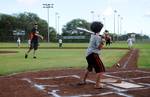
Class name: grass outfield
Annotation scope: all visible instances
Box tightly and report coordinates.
[0,49,127,75]
[0,41,149,75]
[0,42,88,48]
[134,42,150,68]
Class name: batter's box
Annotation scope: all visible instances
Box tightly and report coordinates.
[32,75,114,96]
[22,75,135,97]
[23,75,144,97]
[33,75,80,85]
[22,75,148,97]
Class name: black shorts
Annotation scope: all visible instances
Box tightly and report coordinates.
[86,53,105,73]
[106,40,111,45]
[30,42,38,50]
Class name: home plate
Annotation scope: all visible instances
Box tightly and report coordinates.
[110,81,144,89]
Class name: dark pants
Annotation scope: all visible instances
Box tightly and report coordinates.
[106,39,111,46]
[86,53,105,73]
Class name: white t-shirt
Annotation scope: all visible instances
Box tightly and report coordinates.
[127,38,133,47]
[59,39,62,43]
[86,34,102,56]
[17,39,21,43]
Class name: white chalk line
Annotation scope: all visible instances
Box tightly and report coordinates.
[48,90,61,97]
[34,75,79,80]
[117,92,133,97]
[62,92,114,97]
[104,70,150,81]
[130,76,150,80]
[138,83,150,87]
[122,49,135,69]
[104,74,150,81]
[105,69,150,74]
[104,74,122,79]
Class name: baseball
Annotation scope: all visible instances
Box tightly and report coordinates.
[116,63,120,68]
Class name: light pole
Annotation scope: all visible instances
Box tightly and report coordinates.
[120,17,123,35]
[117,14,120,41]
[90,11,94,22]
[55,12,58,34]
[113,10,117,41]
[43,3,54,43]
[57,15,60,35]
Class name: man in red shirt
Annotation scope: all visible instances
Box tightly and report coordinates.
[25,23,43,59]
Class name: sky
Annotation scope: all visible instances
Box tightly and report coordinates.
[0,0,150,36]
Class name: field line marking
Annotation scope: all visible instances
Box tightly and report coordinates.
[122,49,135,69]
[130,76,150,80]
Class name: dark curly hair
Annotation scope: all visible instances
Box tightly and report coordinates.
[90,21,103,33]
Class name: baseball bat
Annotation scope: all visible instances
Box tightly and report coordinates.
[76,27,94,34]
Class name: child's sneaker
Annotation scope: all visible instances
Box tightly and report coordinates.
[25,54,28,59]
[77,81,86,86]
[33,56,36,59]
[94,84,104,89]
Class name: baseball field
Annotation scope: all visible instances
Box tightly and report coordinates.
[0,41,150,97]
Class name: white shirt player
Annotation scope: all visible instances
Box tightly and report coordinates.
[17,37,21,47]
[127,38,133,48]
[59,39,62,44]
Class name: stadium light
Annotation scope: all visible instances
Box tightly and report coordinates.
[113,10,117,41]
[117,14,120,41]
[120,17,123,35]
[57,15,60,34]
[43,3,54,43]
[90,11,94,22]
[55,12,58,34]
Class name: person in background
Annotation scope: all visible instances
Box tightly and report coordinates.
[28,39,31,47]
[104,30,111,46]
[127,36,133,49]
[17,37,21,48]
[58,38,63,48]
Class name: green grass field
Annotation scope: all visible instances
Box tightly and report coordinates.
[0,48,127,75]
[0,41,149,75]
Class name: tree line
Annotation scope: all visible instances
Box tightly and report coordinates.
[0,12,56,42]
[0,12,149,42]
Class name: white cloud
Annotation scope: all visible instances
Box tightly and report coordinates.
[102,6,113,16]
[16,0,39,6]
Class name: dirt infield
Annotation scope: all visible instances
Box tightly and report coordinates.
[0,51,18,54]
[0,48,150,97]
